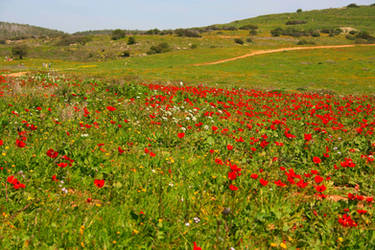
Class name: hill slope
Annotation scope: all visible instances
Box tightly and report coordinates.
[0,22,64,40]
[222,5,375,34]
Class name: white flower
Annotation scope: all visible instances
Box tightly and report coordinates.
[81,134,89,137]
[185,222,190,227]
[193,217,200,223]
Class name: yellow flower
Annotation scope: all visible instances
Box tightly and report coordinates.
[280,242,287,249]
[338,237,344,242]
[270,243,277,247]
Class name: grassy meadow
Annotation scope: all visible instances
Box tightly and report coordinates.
[1,3,375,250]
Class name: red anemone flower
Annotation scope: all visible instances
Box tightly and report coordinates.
[94,179,105,188]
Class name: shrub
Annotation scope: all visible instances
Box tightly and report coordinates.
[127,36,136,45]
[234,38,244,45]
[239,24,258,30]
[190,44,198,49]
[56,35,92,46]
[347,3,359,8]
[222,26,237,31]
[346,34,356,40]
[296,9,302,13]
[119,51,130,57]
[145,29,160,35]
[286,20,307,25]
[246,38,253,43]
[349,30,358,35]
[249,30,258,36]
[147,42,170,54]
[11,45,28,59]
[112,29,126,40]
[0,40,6,45]
[271,27,283,37]
[311,30,320,37]
[174,29,201,38]
[297,39,315,45]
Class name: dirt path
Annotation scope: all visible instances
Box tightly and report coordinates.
[193,44,375,66]
[4,72,28,77]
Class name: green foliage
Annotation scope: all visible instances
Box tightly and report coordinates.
[145,29,160,35]
[249,29,258,36]
[127,36,136,45]
[190,44,198,49]
[119,50,130,57]
[347,3,360,8]
[11,45,28,59]
[286,20,307,25]
[239,24,258,30]
[111,29,126,40]
[297,39,316,45]
[174,29,201,38]
[56,35,92,46]
[234,38,244,45]
[147,42,170,55]
[296,9,303,13]
[246,38,253,43]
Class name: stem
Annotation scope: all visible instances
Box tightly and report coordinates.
[5,182,8,202]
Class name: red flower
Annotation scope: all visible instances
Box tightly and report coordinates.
[193,242,202,250]
[313,157,321,164]
[0,140,3,146]
[106,106,116,111]
[177,132,185,139]
[94,179,105,188]
[315,185,326,192]
[118,146,125,154]
[259,178,268,186]
[52,175,58,182]
[57,162,68,168]
[228,171,237,180]
[229,184,238,191]
[7,175,17,185]
[46,149,58,158]
[357,209,367,214]
[227,144,233,151]
[314,175,324,184]
[16,139,26,148]
[250,173,258,179]
[304,133,312,141]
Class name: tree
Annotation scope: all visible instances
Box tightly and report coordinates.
[12,45,28,59]
[111,29,125,40]
[296,9,302,13]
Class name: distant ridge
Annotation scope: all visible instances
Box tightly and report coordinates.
[0,22,64,40]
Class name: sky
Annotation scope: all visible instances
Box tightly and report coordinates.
[0,0,373,33]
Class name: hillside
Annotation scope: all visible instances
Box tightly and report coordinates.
[0,22,64,40]
[222,4,375,34]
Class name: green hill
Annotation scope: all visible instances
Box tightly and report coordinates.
[222,4,375,34]
[0,22,64,40]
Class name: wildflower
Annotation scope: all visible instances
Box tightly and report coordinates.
[16,139,26,148]
[229,184,238,191]
[313,157,321,164]
[46,149,58,158]
[94,179,105,188]
[106,106,116,111]
[177,132,185,139]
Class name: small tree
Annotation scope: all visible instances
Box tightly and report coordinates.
[347,3,359,8]
[112,29,126,40]
[234,38,244,45]
[296,9,302,13]
[127,36,136,45]
[12,45,28,59]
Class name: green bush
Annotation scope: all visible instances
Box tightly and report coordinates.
[127,36,136,45]
[239,24,258,30]
[111,29,126,40]
[347,3,359,8]
[147,42,170,55]
[234,38,244,45]
[249,30,258,36]
[119,51,130,57]
[297,39,315,45]
[174,29,201,38]
[11,45,28,59]
[296,9,302,13]
[346,34,356,40]
[311,30,320,37]
[56,35,92,46]
[286,20,307,25]
[0,40,6,44]
[246,38,253,43]
[190,44,198,49]
[271,27,283,37]
[145,29,160,35]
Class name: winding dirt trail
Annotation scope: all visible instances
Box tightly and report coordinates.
[4,72,28,77]
[193,44,375,66]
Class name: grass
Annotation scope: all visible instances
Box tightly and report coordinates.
[0,73,375,248]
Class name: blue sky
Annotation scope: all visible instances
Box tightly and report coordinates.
[0,0,373,33]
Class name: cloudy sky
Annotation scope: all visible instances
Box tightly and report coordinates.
[0,0,373,33]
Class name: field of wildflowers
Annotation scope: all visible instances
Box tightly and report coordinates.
[0,73,374,248]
